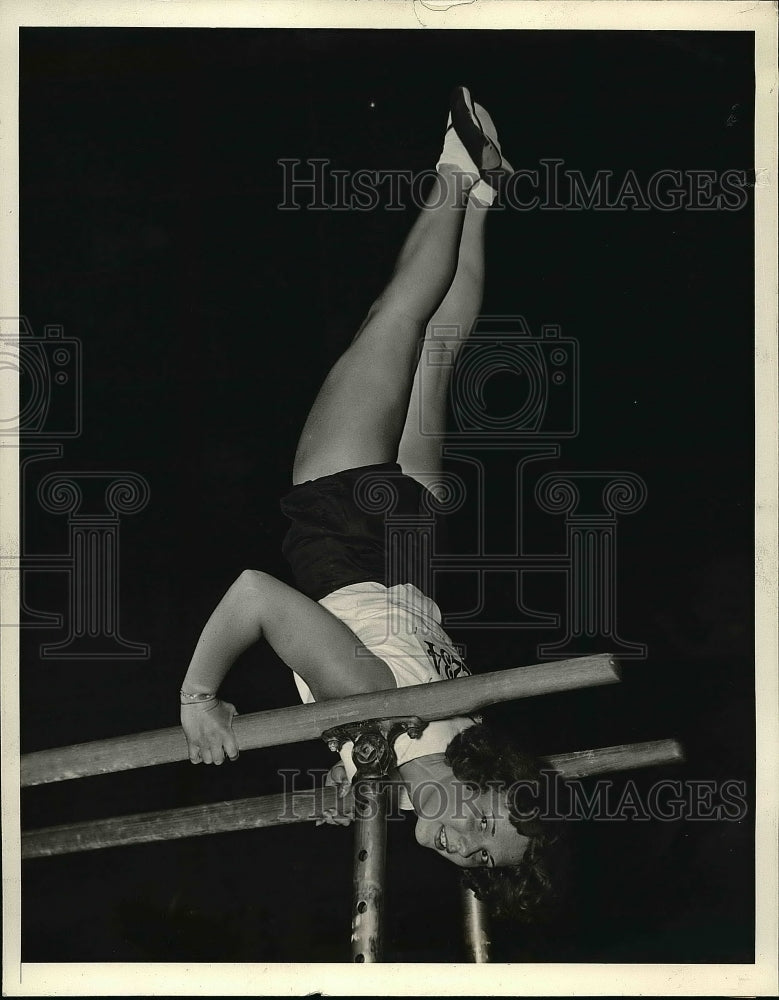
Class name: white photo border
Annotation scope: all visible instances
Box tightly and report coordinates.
[1,1,776,996]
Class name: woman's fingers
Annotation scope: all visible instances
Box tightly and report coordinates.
[326,763,350,798]
[185,732,203,764]
[224,731,240,761]
[326,762,347,784]
[315,805,354,827]
[189,740,239,766]
[183,699,239,765]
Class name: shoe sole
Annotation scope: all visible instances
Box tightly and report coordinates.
[450,86,512,190]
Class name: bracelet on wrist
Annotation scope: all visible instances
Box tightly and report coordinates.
[180,690,218,705]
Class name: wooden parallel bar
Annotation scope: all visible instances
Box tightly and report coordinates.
[21,738,683,860]
[22,786,340,859]
[20,654,620,786]
[547,738,685,778]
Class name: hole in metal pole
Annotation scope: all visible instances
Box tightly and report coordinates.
[355,954,365,963]
[358,849,368,861]
[357,900,367,913]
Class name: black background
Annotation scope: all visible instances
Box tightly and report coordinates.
[19,28,754,962]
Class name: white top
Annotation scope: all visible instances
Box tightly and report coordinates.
[292,581,477,808]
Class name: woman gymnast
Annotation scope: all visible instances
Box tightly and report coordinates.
[180,87,565,920]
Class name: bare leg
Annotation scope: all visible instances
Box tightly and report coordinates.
[292,167,476,485]
[397,197,488,490]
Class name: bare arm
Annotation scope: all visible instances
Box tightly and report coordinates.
[180,570,396,764]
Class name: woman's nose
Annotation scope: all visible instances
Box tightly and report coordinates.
[452,833,472,857]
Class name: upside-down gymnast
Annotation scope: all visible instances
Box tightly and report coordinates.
[180,87,565,920]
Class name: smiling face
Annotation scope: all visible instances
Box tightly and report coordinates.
[413,783,531,870]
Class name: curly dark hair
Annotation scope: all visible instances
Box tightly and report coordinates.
[444,723,570,923]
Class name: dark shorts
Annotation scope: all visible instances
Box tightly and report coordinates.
[280,462,441,601]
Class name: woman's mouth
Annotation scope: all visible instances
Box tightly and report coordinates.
[435,825,449,853]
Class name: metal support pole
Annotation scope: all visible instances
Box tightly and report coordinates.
[461,885,491,962]
[323,717,424,963]
[351,779,388,963]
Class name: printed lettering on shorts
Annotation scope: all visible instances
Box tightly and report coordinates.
[423,639,470,681]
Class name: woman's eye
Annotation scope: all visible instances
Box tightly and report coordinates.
[480,849,490,864]
[480,814,488,830]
